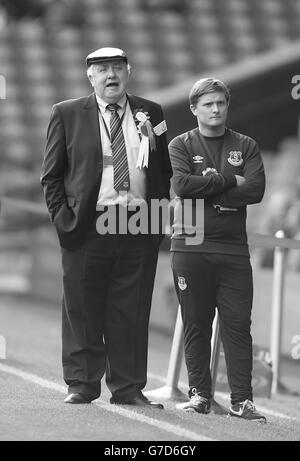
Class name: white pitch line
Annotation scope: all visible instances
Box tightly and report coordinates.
[0,363,214,442]
[95,402,213,441]
[147,372,300,422]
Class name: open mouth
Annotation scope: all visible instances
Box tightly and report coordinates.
[106,82,119,88]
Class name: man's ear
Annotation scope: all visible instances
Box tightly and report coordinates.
[87,74,94,86]
[190,104,197,116]
[86,69,94,86]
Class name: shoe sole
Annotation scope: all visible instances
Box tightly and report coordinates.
[64,398,92,404]
[183,406,210,414]
[228,413,267,422]
[111,400,164,409]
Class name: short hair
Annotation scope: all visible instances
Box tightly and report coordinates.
[87,61,131,79]
[189,78,230,106]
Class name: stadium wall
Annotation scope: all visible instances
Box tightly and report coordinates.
[146,40,300,151]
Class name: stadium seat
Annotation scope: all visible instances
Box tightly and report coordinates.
[1,0,300,250]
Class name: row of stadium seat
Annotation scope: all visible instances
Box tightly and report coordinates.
[1,0,300,257]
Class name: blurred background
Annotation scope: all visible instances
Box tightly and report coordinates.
[0,0,299,392]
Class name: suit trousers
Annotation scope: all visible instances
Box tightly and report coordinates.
[171,251,253,404]
[61,210,159,401]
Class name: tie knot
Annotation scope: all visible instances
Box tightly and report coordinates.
[106,103,120,113]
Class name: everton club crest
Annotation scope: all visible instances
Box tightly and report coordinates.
[227,151,243,166]
[178,276,187,291]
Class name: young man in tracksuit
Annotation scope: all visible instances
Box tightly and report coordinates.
[169,78,266,421]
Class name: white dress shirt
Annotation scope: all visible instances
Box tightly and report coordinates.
[96,94,147,207]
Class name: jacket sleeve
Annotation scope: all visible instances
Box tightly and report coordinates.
[169,136,236,198]
[216,140,265,208]
[40,105,67,222]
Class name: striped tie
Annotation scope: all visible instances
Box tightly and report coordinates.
[107,103,130,192]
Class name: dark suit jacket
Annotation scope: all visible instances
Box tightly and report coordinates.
[41,93,172,249]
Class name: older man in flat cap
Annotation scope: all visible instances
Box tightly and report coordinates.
[41,47,172,407]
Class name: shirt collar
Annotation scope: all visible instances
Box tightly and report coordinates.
[96,94,127,114]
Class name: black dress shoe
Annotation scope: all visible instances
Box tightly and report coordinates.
[64,393,93,404]
[110,392,164,409]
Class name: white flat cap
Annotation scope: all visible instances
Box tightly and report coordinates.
[86,47,128,67]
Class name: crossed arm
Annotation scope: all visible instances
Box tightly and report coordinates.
[169,137,237,198]
[169,136,265,208]
[215,142,265,208]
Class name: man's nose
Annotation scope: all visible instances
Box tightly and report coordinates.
[212,103,219,112]
[107,66,116,77]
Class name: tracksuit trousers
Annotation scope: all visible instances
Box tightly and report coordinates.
[171,251,254,404]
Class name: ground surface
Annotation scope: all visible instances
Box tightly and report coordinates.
[0,293,299,442]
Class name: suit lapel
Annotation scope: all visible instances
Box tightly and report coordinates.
[83,93,102,160]
[127,94,143,111]
[127,94,146,132]
[127,94,155,186]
